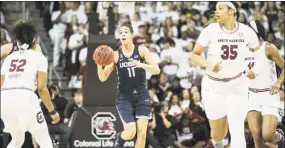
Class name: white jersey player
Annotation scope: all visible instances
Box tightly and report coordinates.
[0,22,60,148]
[246,20,284,148]
[190,2,260,148]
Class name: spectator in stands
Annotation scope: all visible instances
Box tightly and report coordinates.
[64,90,83,126]
[168,94,184,120]
[177,59,202,90]
[181,89,191,110]
[249,3,269,31]
[49,2,67,68]
[190,85,199,95]
[160,2,179,25]
[149,89,159,104]
[133,24,147,45]
[190,92,204,112]
[67,24,88,91]
[163,17,178,37]
[170,77,183,95]
[64,2,87,25]
[183,2,200,22]
[50,84,68,122]
[145,96,163,148]
[154,101,179,147]
[238,12,248,24]
[132,12,144,36]
[147,2,160,27]
[156,27,174,48]
[160,38,180,82]
[186,19,200,41]
[39,87,71,148]
[179,108,209,148]
[262,2,279,32]
[76,34,88,92]
[83,2,93,16]
[156,72,171,101]
[272,9,284,33]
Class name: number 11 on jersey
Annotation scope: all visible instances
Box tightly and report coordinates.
[127,67,135,77]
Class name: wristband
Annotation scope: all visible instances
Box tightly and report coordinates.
[49,109,57,115]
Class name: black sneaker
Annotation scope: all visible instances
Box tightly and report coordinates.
[114,132,125,148]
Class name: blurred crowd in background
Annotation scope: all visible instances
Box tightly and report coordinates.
[1,1,284,148]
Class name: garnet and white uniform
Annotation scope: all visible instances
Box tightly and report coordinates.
[246,42,281,120]
[197,22,259,148]
[1,47,53,148]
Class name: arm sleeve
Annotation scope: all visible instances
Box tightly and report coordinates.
[37,54,48,73]
[196,25,211,47]
[248,27,260,49]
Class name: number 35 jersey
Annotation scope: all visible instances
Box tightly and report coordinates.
[1,48,48,91]
[115,45,146,93]
[196,22,259,78]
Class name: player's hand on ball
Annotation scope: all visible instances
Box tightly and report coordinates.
[247,70,256,79]
[51,112,60,124]
[212,61,222,73]
[129,58,144,68]
[270,81,281,95]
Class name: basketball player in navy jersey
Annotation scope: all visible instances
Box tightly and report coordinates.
[96,21,160,148]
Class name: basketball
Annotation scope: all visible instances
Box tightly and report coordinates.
[93,45,114,66]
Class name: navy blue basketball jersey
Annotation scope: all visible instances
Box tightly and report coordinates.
[116,45,147,92]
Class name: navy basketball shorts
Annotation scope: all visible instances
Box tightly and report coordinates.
[116,88,152,125]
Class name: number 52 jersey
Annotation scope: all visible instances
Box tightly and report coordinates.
[1,49,48,91]
[196,22,259,78]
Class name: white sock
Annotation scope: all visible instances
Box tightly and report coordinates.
[212,139,224,148]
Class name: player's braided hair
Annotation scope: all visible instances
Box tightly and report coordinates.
[13,20,37,49]
[248,20,266,41]
[120,21,134,33]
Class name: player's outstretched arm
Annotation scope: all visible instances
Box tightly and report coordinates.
[37,72,55,112]
[97,51,118,82]
[37,72,60,124]
[97,62,116,82]
[130,45,160,74]
[266,43,284,94]
[37,54,59,124]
